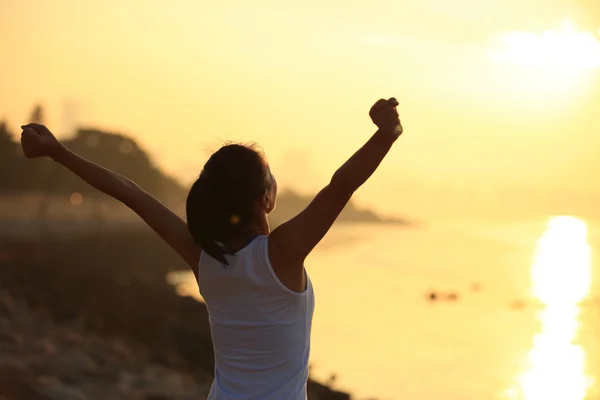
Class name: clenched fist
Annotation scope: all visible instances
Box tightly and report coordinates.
[369,98,403,137]
[20,123,64,159]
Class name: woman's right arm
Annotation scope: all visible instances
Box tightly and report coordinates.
[269,98,404,292]
[21,124,201,278]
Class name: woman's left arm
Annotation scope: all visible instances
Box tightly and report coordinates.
[21,123,201,278]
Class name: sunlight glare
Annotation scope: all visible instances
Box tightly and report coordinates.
[490,19,600,73]
[530,216,591,306]
[518,305,590,400]
[510,216,593,400]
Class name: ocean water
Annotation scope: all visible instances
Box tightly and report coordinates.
[168,216,600,400]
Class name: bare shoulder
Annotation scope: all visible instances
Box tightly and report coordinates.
[267,183,351,293]
[267,232,306,293]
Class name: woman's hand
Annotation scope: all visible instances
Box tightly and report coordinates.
[20,123,65,159]
[369,97,403,137]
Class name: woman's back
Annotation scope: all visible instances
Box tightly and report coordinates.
[198,235,315,400]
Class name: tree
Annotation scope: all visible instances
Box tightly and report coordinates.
[0,120,16,161]
[0,120,12,143]
[0,120,15,172]
[0,121,25,192]
[29,104,45,124]
[26,104,51,221]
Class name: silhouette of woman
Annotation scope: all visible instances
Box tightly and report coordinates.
[20,97,403,399]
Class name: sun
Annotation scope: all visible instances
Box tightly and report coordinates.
[490,19,600,73]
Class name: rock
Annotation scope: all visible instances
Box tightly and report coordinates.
[111,338,135,361]
[510,299,527,310]
[0,330,24,347]
[75,383,141,400]
[0,367,53,400]
[61,331,85,345]
[0,356,28,371]
[140,364,185,388]
[41,350,99,384]
[470,282,482,292]
[0,291,15,314]
[36,375,61,387]
[307,379,351,400]
[32,338,58,356]
[53,351,98,371]
[445,292,460,301]
[117,371,137,391]
[133,364,208,400]
[43,385,89,400]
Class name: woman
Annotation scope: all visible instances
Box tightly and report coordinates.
[20,97,403,399]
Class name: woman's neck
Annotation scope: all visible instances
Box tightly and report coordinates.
[225,217,270,253]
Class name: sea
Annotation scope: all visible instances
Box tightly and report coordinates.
[168,215,600,400]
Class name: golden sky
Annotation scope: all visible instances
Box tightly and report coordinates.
[2,0,600,218]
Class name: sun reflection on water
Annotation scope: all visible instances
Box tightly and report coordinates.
[510,216,594,400]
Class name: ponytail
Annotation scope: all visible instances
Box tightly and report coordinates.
[186,177,230,266]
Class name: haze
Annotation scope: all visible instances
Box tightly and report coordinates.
[2,0,600,220]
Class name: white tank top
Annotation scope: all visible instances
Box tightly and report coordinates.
[198,235,315,400]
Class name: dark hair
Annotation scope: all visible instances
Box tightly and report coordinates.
[186,143,272,266]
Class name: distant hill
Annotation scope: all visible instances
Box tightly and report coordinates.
[0,124,186,205]
[268,189,411,228]
[1,123,411,226]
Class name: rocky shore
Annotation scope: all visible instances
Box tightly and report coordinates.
[0,226,352,400]
[0,289,212,400]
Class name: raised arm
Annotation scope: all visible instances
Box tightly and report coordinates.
[20,124,201,278]
[268,98,402,292]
